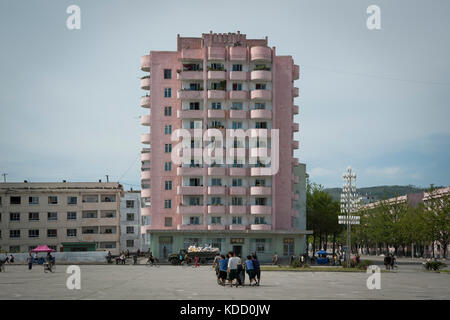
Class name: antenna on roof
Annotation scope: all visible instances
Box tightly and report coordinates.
[1,173,7,182]
[106,175,109,183]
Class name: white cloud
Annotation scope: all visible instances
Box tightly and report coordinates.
[310,167,335,177]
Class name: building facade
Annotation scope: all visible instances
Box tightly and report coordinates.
[119,191,141,252]
[139,32,310,261]
[0,182,123,254]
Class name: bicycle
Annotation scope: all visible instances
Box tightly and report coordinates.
[44,260,55,273]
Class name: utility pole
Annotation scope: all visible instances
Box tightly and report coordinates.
[105,175,109,183]
[1,173,7,182]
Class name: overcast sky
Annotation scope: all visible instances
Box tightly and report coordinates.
[0,0,449,190]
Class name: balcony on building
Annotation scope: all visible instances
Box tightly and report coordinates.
[250,70,272,82]
[207,89,226,100]
[207,70,226,80]
[250,89,272,100]
[177,224,205,230]
[229,186,247,196]
[177,166,204,176]
[293,123,299,132]
[250,186,272,196]
[141,115,151,126]
[141,149,151,162]
[229,206,247,215]
[208,205,225,214]
[207,167,226,176]
[208,186,226,195]
[207,109,225,119]
[228,71,248,81]
[250,46,272,62]
[229,46,247,61]
[293,87,299,97]
[140,76,151,90]
[293,64,300,80]
[292,140,299,149]
[141,133,151,144]
[228,110,248,119]
[177,71,203,81]
[141,55,151,71]
[208,47,226,60]
[250,109,272,119]
[229,224,247,231]
[250,224,272,231]
[250,205,272,215]
[229,167,248,176]
[228,90,248,100]
[177,186,203,195]
[177,109,204,119]
[250,167,272,176]
[208,224,226,231]
[140,95,151,108]
[177,89,205,100]
[181,48,203,61]
[141,170,151,181]
[293,105,299,115]
[177,205,205,215]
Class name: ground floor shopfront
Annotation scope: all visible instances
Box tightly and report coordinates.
[145,230,312,263]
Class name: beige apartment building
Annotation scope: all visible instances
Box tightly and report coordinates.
[0,182,123,255]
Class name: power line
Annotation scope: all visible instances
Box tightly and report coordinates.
[118,152,141,182]
[301,65,450,87]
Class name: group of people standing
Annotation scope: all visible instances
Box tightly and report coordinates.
[213,252,261,287]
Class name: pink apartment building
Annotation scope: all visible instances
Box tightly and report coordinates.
[139,32,310,261]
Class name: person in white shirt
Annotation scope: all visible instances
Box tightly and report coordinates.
[227,252,240,287]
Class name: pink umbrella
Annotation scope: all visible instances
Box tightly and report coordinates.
[31,245,56,253]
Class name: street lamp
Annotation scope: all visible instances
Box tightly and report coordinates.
[340,166,358,266]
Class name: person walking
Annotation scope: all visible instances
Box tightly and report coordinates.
[27,253,33,270]
[194,255,199,267]
[218,255,228,286]
[252,254,261,286]
[227,252,239,287]
[272,252,279,266]
[236,256,244,286]
[245,256,256,286]
[213,253,220,276]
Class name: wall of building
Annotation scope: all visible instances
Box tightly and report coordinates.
[120,191,141,252]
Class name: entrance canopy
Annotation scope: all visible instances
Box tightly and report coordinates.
[31,245,56,253]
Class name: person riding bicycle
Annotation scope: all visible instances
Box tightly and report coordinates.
[147,252,155,265]
[133,253,138,265]
[46,252,54,271]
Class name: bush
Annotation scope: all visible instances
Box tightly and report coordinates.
[290,260,301,268]
[357,260,373,270]
[424,261,446,271]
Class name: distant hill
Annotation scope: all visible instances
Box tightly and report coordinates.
[324,185,431,202]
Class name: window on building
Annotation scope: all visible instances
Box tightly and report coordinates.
[189,102,200,110]
[28,212,39,221]
[82,195,98,203]
[164,69,172,79]
[10,230,20,238]
[232,64,243,71]
[126,226,134,234]
[164,162,172,171]
[255,179,266,187]
[231,197,243,206]
[164,88,172,98]
[164,144,172,153]
[232,216,242,225]
[9,246,20,253]
[232,179,242,187]
[67,229,77,237]
[48,196,58,204]
[10,212,20,221]
[231,102,243,110]
[164,200,172,209]
[82,211,97,219]
[82,227,98,234]
[127,213,135,221]
[164,124,172,135]
[164,217,172,226]
[164,106,172,116]
[28,229,39,238]
[67,212,77,220]
[100,242,116,249]
[47,212,58,221]
[255,216,266,224]
[47,229,57,238]
[283,238,295,256]
[165,181,172,190]
[29,196,39,205]
[101,210,116,218]
[189,197,201,206]
[232,121,242,129]
[211,216,221,224]
[255,83,266,90]
[67,196,77,205]
[211,102,222,110]
[255,122,267,129]
[255,198,267,206]
[10,196,21,205]
[189,216,200,225]
[232,83,242,91]
[254,103,266,110]
[255,239,266,253]
[126,200,135,208]
[126,240,134,247]
[101,195,116,202]
[211,197,222,206]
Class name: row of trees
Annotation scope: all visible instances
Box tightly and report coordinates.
[306,182,450,259]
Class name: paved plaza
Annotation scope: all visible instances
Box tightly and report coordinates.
[0,264,449,300]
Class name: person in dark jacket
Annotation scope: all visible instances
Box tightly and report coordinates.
[252,254,261,286]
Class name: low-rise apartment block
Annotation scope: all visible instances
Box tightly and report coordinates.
[120,191,142,252]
